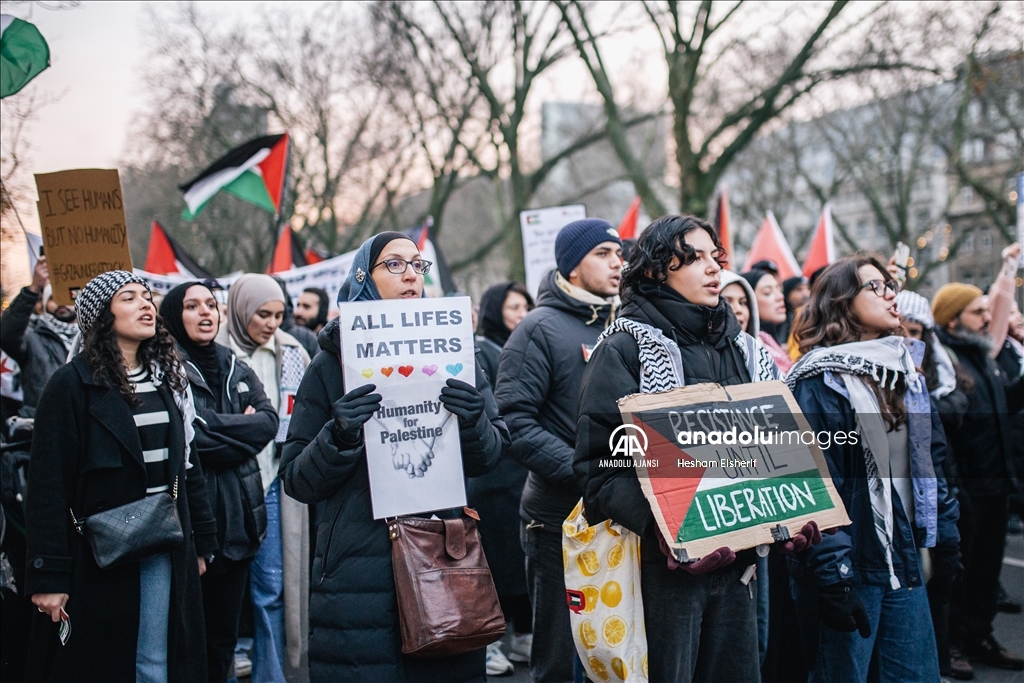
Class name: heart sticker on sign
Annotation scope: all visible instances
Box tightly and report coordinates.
[422,365,438,376]
[381,367,394,377]
[398,365,415,377]
[446,363,464,376]
[361,368,374,378]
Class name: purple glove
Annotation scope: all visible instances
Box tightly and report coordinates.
[778,521,824,554]
[657,530,736,574]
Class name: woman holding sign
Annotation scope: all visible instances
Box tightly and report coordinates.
[23,271,217,682]
[159,281,280,683]
[786,256,960,682]
[280,232,509,683]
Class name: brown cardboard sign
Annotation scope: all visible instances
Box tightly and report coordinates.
[35,169,132,305]
[615,381,850,561]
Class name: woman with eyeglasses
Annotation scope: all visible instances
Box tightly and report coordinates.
[785,256,959,682]
[279,232,509,683]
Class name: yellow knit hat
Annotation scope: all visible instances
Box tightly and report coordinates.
[931,283,984,327]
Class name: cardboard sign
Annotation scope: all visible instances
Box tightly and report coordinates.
[339,296,476,518]
[35,169,132,305]
[616,381,850,561]
[520,204,586,298]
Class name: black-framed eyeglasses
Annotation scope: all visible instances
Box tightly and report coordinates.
[859,279,899,297]
[372,258,432,275]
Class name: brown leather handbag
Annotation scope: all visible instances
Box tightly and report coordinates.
[387,508,506,657]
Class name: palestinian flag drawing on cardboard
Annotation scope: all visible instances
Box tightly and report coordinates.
[615,381,850,561]
[179,133,288,220]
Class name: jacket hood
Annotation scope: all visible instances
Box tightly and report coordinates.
[318,318,341,356]
[720,270,759,337]
[534,269,617,327]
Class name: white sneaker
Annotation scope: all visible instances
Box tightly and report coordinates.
[508,632,532,663]
[233,653,252,678]
[485,641,515,676]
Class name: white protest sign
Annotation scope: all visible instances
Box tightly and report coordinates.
[520,204,586,298]
[339,296,476,518]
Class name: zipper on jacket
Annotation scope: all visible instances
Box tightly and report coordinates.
[224,355,237,408]
[317,506,345,585]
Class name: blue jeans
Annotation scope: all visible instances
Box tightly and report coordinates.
[137,552,172,683]
[793,579,940,683]
[251,479,286,683]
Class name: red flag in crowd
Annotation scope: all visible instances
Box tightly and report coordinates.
[742,212,800,280]
[802,204,836,277]
[714,187,733,267]
[617,196,642,240]
[143,220,212,277]
[266,225,308,274]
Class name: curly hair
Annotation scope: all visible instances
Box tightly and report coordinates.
[621,215,727,292]
[792,254,906,430]
[83,307,186,405]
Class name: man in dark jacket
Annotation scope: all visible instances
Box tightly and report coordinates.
[0,258,78,417]
[575,216,770,682]
[271,276,321,359]
[932,283,1024,672]
[494,218,622,683]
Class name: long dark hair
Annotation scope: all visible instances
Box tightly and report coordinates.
[792,255,906,430]
[621,215,726,293]
[83,307,187,405]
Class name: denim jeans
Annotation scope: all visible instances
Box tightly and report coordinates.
[640,540,760,683]
[792,579,940,683]
[137,552,172,683]
[251,479,286,683]
[521,520,577,683]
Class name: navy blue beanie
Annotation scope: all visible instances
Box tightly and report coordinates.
[555,218,622,278]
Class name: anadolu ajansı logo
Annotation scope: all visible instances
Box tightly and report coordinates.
[608,423,648,458]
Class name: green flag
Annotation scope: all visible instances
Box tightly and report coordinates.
[1,15,50,98]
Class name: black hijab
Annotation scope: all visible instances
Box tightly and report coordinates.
[160,281,223,395]
[477,281,534,348]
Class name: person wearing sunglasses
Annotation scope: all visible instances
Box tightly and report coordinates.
[279,231,509,683]
[786,256,959,682]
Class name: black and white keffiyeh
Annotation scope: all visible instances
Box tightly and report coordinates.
[76,270,149,334]
[594,318,780,394]
[786,336,919,589]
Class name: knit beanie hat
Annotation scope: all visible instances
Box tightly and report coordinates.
[895,290,935,329]
[555,219,621,278]
[76,270,149,334]
[932,283,983,328]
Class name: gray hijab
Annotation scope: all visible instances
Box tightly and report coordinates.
[227,273,287,356]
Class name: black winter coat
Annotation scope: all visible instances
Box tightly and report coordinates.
[493,270,617,528]
[938,328,1024,495]
[24,355,218,682]
[280,319,509,683]
[0,287,69,417]
[185,344,278,561]
[574,281,749,538]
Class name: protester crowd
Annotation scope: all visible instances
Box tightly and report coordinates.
[1,215,1022,683]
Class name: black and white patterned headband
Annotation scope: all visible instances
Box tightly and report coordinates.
[76,270,150,334]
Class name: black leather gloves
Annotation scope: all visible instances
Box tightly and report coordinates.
[439,379,484,424]
[331,384,382,447]
[818,580,871,638]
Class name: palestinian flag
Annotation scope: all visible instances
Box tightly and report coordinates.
[267,225,308,273]
[617,196,642,240]
[742,211,800,280]
[179,133,288,220]
[1,15,50,98]
[143,221,213,278]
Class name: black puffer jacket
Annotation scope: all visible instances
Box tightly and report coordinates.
[574,279,749,538]
[184,344,278,561]
[0,287,70,417]
[938,328,1024,495]
[280,319,509,683]
[493,270,617,528]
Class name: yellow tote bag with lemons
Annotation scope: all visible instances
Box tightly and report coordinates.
[563,499,648,682]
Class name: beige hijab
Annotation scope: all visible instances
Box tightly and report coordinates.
[227,274,287,356]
